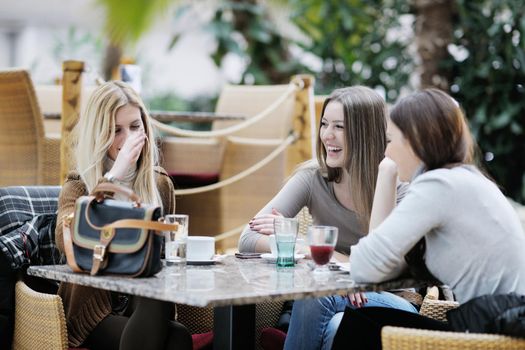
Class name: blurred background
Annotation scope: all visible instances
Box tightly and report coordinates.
[0,0,523,203]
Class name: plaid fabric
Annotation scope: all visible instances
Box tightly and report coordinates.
[0,186,62,270]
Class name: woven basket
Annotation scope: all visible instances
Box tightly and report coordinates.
[12,281,68,350]
[419,296,459,322]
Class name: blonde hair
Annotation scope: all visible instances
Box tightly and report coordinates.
[74,81,162,207]
[316,86,387,229]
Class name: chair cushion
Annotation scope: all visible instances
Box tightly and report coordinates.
[170,173,219,188]
[192,331,213,350]
[260,327,286,350]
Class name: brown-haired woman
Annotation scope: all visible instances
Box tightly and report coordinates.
[238,86,418,350]
[332,89,525,349]
[239,86,391,257]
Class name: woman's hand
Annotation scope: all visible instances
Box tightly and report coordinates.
[110,132,146,180]
[347,292,368,308]
[378,156,398,176]
[249,208,283,235]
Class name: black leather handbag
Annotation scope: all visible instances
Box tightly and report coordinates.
[62,183,177,277]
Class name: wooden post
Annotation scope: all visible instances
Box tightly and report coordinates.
[287,74,315,175]
[60,61,84,184]
[314,95,327,133]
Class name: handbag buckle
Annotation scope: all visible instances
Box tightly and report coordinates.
[63,213,74,228]
[93,244,107,262]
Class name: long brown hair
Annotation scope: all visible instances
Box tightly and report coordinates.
[317,86,387,229]
[390,88,474,170]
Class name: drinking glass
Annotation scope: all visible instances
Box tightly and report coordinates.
[164,214,188,266]
[307,225,338,274]
[273,217,299,267]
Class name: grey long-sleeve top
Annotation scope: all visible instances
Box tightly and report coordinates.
[351,165,525,303]
[238,167,407,255]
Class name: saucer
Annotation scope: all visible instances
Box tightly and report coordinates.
[187,255,225,265]
[261,253,305,263]
[187,259,215,266]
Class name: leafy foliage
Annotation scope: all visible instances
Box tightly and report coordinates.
[194,0,305,84]
[289,0,414,100]
[448,0,525,202]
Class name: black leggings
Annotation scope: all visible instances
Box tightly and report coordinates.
[0,253,16,350]
[332,306,452,350]
[83,298,192,350]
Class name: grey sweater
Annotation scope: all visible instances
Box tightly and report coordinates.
[351,165,525,303]
[238,167,407,254]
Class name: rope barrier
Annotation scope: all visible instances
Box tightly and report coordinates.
[173,132,297,196]
[214,224,246,242]
[151,81,301,138]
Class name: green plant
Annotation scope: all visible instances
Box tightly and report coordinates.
[290,0,414,100]
[448,0,525,202]
[171,0,306,85]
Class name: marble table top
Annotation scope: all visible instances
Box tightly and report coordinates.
[28,256,425,308]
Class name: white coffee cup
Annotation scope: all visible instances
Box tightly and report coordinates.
[187,236,215,261]
[268,234,277,257]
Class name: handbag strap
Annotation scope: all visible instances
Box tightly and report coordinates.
[104,219,178,234]
[91,183,141,205]
[62,214,83,273]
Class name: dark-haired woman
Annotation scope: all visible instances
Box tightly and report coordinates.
[332,89,525,349]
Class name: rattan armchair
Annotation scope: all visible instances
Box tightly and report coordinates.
[382,326,525,350]
[167,83,298,251]
[0,69,61,186]
[12,281,68,350]
[382,289,525,350]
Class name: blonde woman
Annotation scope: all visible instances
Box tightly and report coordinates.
[55,81,190,350]
[238,86,417,350]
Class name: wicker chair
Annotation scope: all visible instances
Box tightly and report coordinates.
[382,288,525,350]
[12,281,68,350]
[167,83,298,251]
[0,69,61,186]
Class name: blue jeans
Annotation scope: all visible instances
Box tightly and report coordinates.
[283,292,417,350]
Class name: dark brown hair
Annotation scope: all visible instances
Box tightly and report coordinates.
[390,88,474,170]
[316,86,387,229]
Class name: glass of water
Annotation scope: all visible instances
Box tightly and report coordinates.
[164,214,188,266]
[274,217,299,267]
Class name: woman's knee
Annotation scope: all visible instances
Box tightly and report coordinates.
[322,312,344,350]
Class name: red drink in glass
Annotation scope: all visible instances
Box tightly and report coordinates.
[310,245,334,265]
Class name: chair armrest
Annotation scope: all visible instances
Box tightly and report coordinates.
[382,326,525,350]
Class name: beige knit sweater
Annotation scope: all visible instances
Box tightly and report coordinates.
[55,167,176,347]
